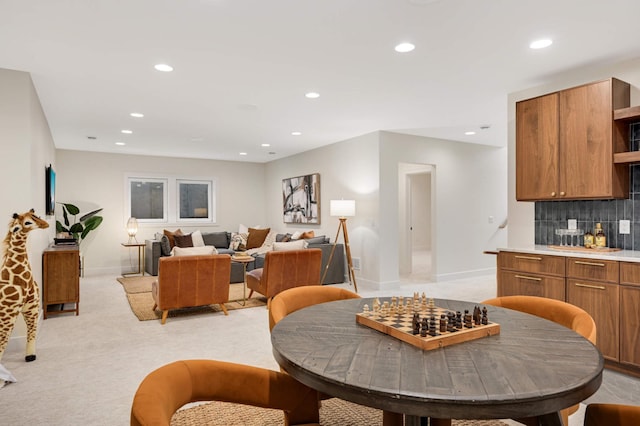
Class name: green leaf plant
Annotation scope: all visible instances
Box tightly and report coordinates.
[55,203,103,245]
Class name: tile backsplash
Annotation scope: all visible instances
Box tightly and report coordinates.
[535,123,640,250]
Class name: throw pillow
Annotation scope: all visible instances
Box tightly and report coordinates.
[229,232,248,251]
[305,235,327,245]
[202,231,229,248]
[163,229,183,248]
[155,233,172,256]
[191,230,205,247]
[246,227,271,249]
[290,231,303,240]
[300,230,315,239]
[273,240,307,251]
[172,246,217,257]
[174,233,194,248]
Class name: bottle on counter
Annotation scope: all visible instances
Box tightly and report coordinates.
[595,223,607,248]
[584,229,594,248]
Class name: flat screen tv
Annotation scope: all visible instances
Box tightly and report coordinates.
[46,164,56,216]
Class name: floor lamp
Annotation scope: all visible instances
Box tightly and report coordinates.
[322,200,357,292]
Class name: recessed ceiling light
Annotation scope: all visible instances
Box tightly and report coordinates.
[465,131,476,135]
[305,92,320,99]
[261,143,271,147]
[239,152,247,156]
[115,142,126,146]
[394,42,415,53]
[291,131,302,136]
[529,39,553,49]
[154,63,173,72]
[130,112,144,118]
[190,137,204,143]
[87,136,97,140]
[121,129,133,134]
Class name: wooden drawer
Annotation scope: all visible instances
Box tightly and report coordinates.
[498,252,565,276]
[498,271,566,301]
[566,257,619,283]
[619,262,640,287]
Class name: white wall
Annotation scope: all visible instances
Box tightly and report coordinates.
[265,132,380,287]
[380,132,507,283]
[0,68,56,352]
[507,57,640,247]
[56,150,267,275]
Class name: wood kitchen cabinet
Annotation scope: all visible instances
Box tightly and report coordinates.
[516,78,630,201]
[497,251,565,301]
[43,244,80,318]
[619,262,640,368]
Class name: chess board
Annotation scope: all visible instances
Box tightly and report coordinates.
[356,298,500,351]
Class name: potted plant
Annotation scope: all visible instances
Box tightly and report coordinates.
[55,203,103,245]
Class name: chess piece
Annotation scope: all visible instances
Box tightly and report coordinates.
[440,314,447,333]
[482,307,488,325]
[363,304,369,315]
[412,313,421,335]
[473,306,481,325]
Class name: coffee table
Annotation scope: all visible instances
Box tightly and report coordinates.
[271,297,603,426]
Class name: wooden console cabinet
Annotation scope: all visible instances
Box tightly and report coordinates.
[516,78,630,201]
[43,245,80,318]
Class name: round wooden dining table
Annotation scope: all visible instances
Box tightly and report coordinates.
[271,297,603,426]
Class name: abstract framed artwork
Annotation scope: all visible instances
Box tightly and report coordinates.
[282,173,320,224]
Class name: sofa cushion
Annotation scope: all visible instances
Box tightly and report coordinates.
[229,232,247,251]
[191,230,205,247]
[273,240,307,251]
[216,248,235,256]
[246,227,271,249]
[174,233,194,248]
[172,246,217,256]
[163,229,183,248]
[305,235,328,245]
[203,231,229,249]
[155,233,172,256]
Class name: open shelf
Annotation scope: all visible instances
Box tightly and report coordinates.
[614,106,640,122]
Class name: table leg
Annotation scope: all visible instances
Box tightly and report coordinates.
[241,263,247,306]
[382,411,403,426]
[536,412,563,426]
[405,416,449,426]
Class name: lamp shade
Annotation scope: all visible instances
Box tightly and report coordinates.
[126,217,138,237]
[330,199,355,217]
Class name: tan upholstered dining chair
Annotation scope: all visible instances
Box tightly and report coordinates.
[584,403,640,426]
[130,359,320,426]
[482,295,597,426]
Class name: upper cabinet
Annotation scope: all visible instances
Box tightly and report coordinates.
[516,78,630,201]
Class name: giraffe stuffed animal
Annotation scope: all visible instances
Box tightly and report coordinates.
[0,209,49,364]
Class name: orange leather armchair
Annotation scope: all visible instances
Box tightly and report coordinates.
[269,285,360,331]
[584,403,640,426]
[130,359,320,426]
[246,248,322,308]
[482,295,597,426]
[152,254,231,324]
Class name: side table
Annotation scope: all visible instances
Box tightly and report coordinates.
[231,255,254,306]
[121,242,146,276]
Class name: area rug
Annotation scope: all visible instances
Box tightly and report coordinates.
[118,276,267,321]
[171,397,510,426]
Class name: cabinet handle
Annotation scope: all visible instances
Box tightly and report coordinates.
[560,191,566,196]
[515,275,543,282]
[574,283,606,290]
[574,261,605,267]
[551,191,556,197]
[515,255,542,261]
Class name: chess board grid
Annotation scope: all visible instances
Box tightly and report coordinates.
[356,306,500,351]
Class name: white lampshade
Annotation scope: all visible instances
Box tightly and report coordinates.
[330,199,356,217]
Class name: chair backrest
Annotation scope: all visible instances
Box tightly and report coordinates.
[156,254,231,310]
[261,248,322,298]
[584,403,640,426]
[481,295,596,344]
[131,359,320,426]
[269,286,361,331]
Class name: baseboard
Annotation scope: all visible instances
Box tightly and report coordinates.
[434,267,496,282]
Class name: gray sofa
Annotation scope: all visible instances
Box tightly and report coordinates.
[144,231,346,284]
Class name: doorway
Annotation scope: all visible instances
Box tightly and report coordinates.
[399,163,434,282]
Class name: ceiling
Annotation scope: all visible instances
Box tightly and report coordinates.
[2,0,640,163]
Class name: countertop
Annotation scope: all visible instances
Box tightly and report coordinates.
[498,245,640,263]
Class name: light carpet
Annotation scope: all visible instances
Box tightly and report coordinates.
[171,398,510,426]
[117,276,267,321]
